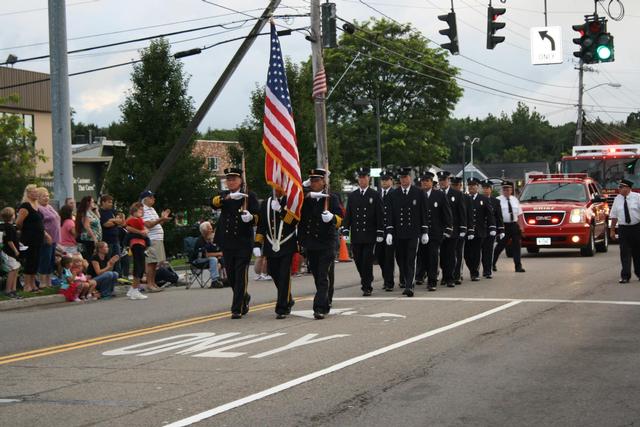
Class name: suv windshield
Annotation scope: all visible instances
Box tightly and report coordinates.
[520,183,588,202]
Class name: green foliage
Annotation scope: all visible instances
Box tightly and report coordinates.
[200,128,239,141]
[0,96,45,207]
[104,39,214,214]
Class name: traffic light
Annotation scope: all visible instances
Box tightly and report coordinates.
[572,23,592,62]
[572,17,614,64]
[594,31,614,62]
[486,6,506,49]
[438,12,459,55]
[321,2,337,48]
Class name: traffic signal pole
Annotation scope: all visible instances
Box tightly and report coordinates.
[575,60,584,146]
[310,0,329,171]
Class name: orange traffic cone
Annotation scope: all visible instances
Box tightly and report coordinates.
[338,236,352,262]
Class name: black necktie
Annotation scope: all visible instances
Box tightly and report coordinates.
[507,198,514,222]
[404,189,408,196]
[624,196,631,224]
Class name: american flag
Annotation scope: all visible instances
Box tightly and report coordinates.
[262,23,303,220]
[312,67,327,99]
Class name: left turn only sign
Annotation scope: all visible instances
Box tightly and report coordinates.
[530,26,563,65]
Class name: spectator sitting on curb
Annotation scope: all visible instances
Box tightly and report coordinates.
[59,256,82,302]
[88,241,120,299]
[140,190,171,293]
[70,255,97,301]
[1,207,23,299]
[193,221,224,288]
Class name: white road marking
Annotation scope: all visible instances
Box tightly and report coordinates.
[333,297,640,306]
[363,313,406,318]
[165,301,521,427]
[0,399,21,403]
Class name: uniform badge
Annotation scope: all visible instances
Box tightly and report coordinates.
[434,202,438,207]
[451,196,455,202]
[369,197,373,204]
[480,200,483,206]
[412,199,417,206]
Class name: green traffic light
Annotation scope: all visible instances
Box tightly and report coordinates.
[597,45,612,60]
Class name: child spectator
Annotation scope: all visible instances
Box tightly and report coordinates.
[70,255,97,301]
[1,207,23,299]
[125,202,149,300]
[59,256,81,302]
[88,241,119,299]
[59,205,78,255]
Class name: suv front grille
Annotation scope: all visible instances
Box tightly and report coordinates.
[523,211,566,226]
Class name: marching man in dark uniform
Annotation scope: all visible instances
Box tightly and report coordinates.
[376,169,396,291]
[298,168,343,319]
[493,181,526,273]
[464,178,496,281]
[438,171,468,287]
[421,171,453,291]
[609,179,640,283]
[342,167,384,296]
[211,167,260,319]
[481,180,504,279]
[385,167,428,297]
[415,173,433,286]
[254,189,298,319]
[451,177,469,284]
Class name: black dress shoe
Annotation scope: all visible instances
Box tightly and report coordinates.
[363,289,372,297]
[483,275,493,279]
[402,289,414,297]
[242,294,251,315]
[276,313,287,319]
[454,279,462,285]
[427,285,436,292]
[231,312,242,319]
[446,282,455,288]
[492,265,497,272]
[619,278,630,284]
[415,280,424,286]
[384,287,393,292]
[471,276,480,282]
[313,312,325,320]
[515,267,526,273]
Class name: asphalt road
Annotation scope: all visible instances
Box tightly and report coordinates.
[1,245,640,427]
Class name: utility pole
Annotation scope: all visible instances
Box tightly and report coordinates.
[462,136,467,193]
[375,98,381,169]
[48,0,74,206]
[575,59,584,146]
[146,0,281,192]
[310,0,329,171]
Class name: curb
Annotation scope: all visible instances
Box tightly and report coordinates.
[0,294,66,312]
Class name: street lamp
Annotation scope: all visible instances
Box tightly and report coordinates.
[470,137,480,171]
[576,81,622,146]
[354,98,382,169]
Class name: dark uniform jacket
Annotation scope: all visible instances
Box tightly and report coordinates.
[378,187,394,231]
[424,189,453,241]
[343,187,384,244]
[489,196,505,233]
[467,193,496,238]
[298,193,343,251]
[442,187,468,235]
[255,195,298,258]
[385,185,427,239]
[211,190,260,255]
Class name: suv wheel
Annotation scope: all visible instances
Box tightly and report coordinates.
[595,227,609,253]
[580,227,596,257]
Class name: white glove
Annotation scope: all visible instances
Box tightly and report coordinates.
[302,179,311,187]
[443,231,451,239]
[459,232,466,238]
[376,236,383,243]
[321,211,334,223]
[386,234,393,246]
[270,199,282,212]
[252,247,262,258]
[420,233,429,245]
[310,192,329,200]
[241,210,254,223]
[229,192,247,200]
[499,233,505,240]
[467,234,475,240]
[489,230,496,237]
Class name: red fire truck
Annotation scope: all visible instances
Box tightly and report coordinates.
[561,144,640,208]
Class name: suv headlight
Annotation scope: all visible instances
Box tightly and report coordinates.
[569,208,585,223]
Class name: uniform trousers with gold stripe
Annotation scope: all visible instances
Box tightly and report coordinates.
[223,250,251,315]
[266,254,294,315]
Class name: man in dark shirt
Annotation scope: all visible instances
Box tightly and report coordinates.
[99,195,124,275]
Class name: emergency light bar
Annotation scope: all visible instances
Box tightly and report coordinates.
[572,144,640,156]
[528,173,588,182]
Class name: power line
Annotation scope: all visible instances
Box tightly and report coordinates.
[0,0,100,17]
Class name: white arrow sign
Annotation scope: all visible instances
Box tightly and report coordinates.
[530,26,563,65]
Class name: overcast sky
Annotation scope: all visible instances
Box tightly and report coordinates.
[1,0,638,132]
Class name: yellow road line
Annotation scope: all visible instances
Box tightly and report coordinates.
[0,298,312,366]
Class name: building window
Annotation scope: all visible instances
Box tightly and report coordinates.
[207,157,220,172]
[23,114,34,132]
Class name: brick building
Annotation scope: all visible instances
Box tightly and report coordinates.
[192,139,240,189]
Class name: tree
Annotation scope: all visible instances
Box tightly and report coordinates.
[324,18,462,175]
[104,39,213,213]
[0,96,45,208]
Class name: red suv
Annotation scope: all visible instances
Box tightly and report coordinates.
[519,173,609,256]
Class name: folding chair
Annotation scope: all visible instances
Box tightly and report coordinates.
[183,236,211,289]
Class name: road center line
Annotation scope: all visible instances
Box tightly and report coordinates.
[333,297,640,306]
[165,300,522,427]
